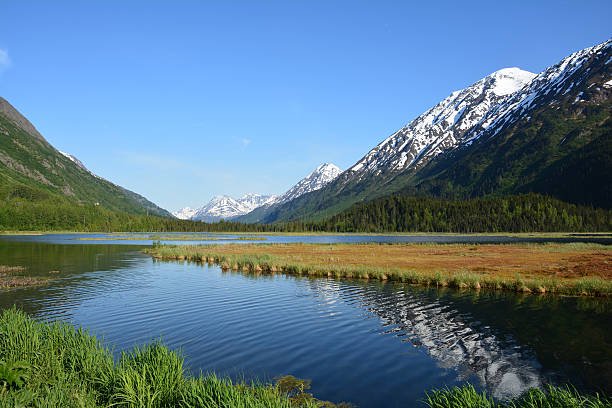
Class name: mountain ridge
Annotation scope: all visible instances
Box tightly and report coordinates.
[0,97,173,218]
[250,38,612,223]
[175,163,342,223]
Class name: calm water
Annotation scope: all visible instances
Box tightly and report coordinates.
[1,234,611,407]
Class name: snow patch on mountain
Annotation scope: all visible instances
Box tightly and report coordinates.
[272,163,341,205]
[348,67,536,178]
[59,150,88,172]
[172,206,198,220]
[464,38,612,145]
[191,193,277,222]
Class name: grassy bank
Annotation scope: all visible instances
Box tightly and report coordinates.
[424,384,611,408]
[1,309,610,408]
[0,308,348,408]
[144,243,612,297]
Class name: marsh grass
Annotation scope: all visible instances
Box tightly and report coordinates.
[0,265,50,289]
[0,266,25,273]
[0,308,336,408]
[76,235,267,242]
[423,383,611,408]
[144,243,612,297]
[0,311,607,407]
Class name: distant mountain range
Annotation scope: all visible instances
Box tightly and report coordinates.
[252,38,612,223]
[185,193,277,223]
[2,38,610,230]
[174,163,341,222]
[0,97,171,218]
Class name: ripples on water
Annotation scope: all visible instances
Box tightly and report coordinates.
[1,239,611,407]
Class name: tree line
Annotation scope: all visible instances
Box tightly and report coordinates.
[0,193,610,233]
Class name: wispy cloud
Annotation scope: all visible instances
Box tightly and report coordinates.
[0,49,11,74]
[241,137,251,148]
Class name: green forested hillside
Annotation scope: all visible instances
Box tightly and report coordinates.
[1,192,609,233]
[306,194,611,233]
[409,99,612,208]
[245,45,612,224]
[0,97,171,218]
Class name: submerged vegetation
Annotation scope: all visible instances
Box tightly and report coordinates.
[0,265,49,290]
[144,243,612,297]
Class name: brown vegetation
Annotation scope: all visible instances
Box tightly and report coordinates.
[159,243,611,281]
[0,265,51,289]
[145,243,612,297]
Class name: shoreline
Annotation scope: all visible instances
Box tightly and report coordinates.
[1,308,609,408]
[144,242,612,297]
[2,230,612,237]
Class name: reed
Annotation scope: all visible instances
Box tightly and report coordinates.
[143,243,612,297]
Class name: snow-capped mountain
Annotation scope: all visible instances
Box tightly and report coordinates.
[273,163,341,205]
[234,163,342,223]
[190,193,276,222]
[239,192,279,209]
[255,38,612,223]
[462,39,612,146]
[172,206,198,220]
[348,68,536,179]
[181,163,342,223]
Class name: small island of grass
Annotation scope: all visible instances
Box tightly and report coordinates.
[0,265,51,290]
[144,242,612,297]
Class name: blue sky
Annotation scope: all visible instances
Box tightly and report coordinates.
[0,1,610,211]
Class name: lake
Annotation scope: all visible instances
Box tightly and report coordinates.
[1,233,611,407]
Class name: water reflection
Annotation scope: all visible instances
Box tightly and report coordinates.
[304,278,612,397]
[1,239,611,406]
[306,279,541,398]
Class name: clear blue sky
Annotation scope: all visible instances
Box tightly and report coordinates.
[0,1,610,211]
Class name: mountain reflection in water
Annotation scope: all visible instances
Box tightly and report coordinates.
[307,279,542,398]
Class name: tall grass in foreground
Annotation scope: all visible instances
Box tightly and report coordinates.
[424,383,612,408]
[0,309,609,407]
[143,244,612,297]
[0,308,325,408]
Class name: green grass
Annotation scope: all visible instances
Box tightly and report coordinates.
[0,309,608,407]
[0,308,337,407]
[423,383,611,408]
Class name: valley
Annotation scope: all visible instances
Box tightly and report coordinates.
[0,30,611,408]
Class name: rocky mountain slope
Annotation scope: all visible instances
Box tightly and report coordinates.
[0,97,172,217]
[254,38,612,223]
